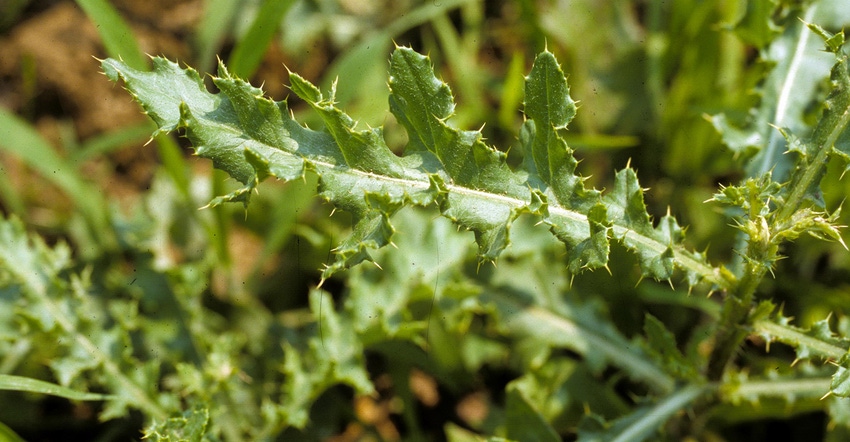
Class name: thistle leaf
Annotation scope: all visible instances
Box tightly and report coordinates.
[521,51,608,273]
[831,366,850,397]
[753,310,850,398]
[102,48,724,287]
[807,25,850,170]
[756,313,849,363]
[710,4,836,180]
[772,21,850,223]
[387,48,525,260]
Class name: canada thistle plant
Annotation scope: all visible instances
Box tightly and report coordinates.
[2,3,850,441]
[98,21,850,433]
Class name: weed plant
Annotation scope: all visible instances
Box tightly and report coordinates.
[2,1,850,440]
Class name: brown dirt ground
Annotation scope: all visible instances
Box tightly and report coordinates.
[0,1,198,210]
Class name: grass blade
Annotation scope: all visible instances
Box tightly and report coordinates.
[76,0,147,70]
[194,0,242,71]
[0,108,112,246]
[227,0,295,78]
[0,374,112,401]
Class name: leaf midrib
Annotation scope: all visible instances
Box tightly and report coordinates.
[295,148,723,285]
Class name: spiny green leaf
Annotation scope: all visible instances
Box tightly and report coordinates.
[298,72,405,177]
[709,14,849,278]
[710,174,781,219]
[771,29,850,224]
[710,171,845,268]
[753,310,850,398]
[387,48,525,261]
[523,50,579,190]
[102,47,724,288]
[720,373,835,407]
[521,51,608,273]
[758,313,849,362]
[713,6,850,247]
[806,21,846,53]
[603,169,683,280]
[831,367,850,397]
[809,31,850,169]
[711,6,836,180]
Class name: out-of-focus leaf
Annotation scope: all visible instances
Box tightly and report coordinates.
[729,0,780,48]
[0,215,168,421]
[753,312,850,398]
[505,382,560,442]
[277,289,373,428]
[0,421,25,442]
[577,385,709,442]
[641,314,700,380]
[227,0,295,78]
[0,374,112,401]
[0,108,113,248]
[76,0,147,70]
[195,0,241,70]
[143,404,211,442]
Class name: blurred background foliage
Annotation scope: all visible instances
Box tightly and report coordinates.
[1,0,850,440]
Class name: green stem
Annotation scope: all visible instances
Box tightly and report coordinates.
[707,134,844,381]
[707,50,850,379]
[776,143,831,223]
[707,262,768,380]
